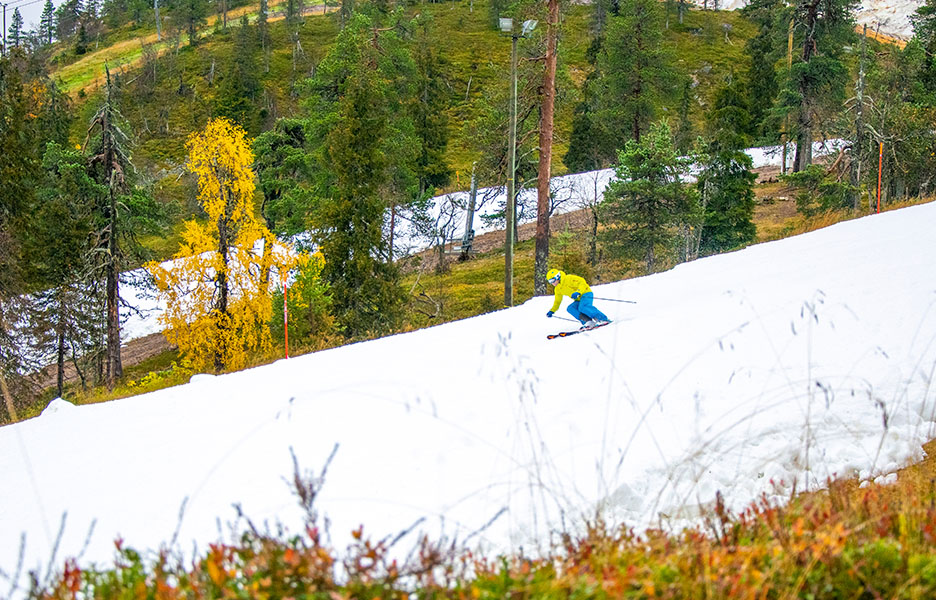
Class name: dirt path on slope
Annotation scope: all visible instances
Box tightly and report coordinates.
[34,332,174,393]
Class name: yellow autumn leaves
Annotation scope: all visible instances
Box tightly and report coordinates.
[147,118,305,373]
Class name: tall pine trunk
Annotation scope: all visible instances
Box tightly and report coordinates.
[535,0,560,295]
[793,0,820,172]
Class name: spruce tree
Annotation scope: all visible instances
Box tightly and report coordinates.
[564,45,612,172]
[690,73,757,255]
[75,23,90,54]
[411,17,452,197]
[588,0,677,165]
[856,43,935,203]
[258,0,270,70]
[177,0,207,46]
[603,121,699,274]
[39,0,56,44]
[302,11,415,337]
[215,16,261,134]
[564,93,608,172]
[55,0,85,40]
[254,118,315,239]
[28,144,102,398]
[696,144,758,255]
[745,23,780,140]
[8,9,24,48]
[674,80,694,153]
[0,51,50,415]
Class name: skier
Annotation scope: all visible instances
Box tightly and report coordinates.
[545,268,611,329]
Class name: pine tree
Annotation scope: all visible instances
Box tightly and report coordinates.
[8,9,24,48]
[39,0,56,44]
[534,0,561,295]
[590,0,678,163]
[782,0,857,171]
[602,121,699,274]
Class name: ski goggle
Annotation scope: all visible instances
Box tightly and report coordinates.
[548,274,560,284]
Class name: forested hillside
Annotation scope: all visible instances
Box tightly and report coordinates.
[3,0,936,419]
[53,0,761,204]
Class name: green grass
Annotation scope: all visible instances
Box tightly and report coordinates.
[60,0,762,263]
[59,347,185,409]
[402,238,538,330]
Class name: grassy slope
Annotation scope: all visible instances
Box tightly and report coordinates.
[60,0,756,201]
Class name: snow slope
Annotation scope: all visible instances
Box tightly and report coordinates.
[3,201,936,595]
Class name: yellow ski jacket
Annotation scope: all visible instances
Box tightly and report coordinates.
[549,274,592,312]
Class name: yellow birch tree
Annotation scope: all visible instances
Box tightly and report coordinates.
[147,118,298,373]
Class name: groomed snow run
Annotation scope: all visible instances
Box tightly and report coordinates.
[2,201,936,596]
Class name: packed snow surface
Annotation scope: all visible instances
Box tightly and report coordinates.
[3,200,936,595]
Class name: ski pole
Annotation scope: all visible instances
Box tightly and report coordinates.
[593,297,637,304]
[551,315,580,323]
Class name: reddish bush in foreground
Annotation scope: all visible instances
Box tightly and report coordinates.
[32,476,936,599]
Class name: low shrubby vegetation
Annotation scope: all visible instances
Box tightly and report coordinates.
[27,452,936,599]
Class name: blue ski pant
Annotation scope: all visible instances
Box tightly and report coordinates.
[567,292,609,324]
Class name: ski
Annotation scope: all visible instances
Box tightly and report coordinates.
[546,321,612,340]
